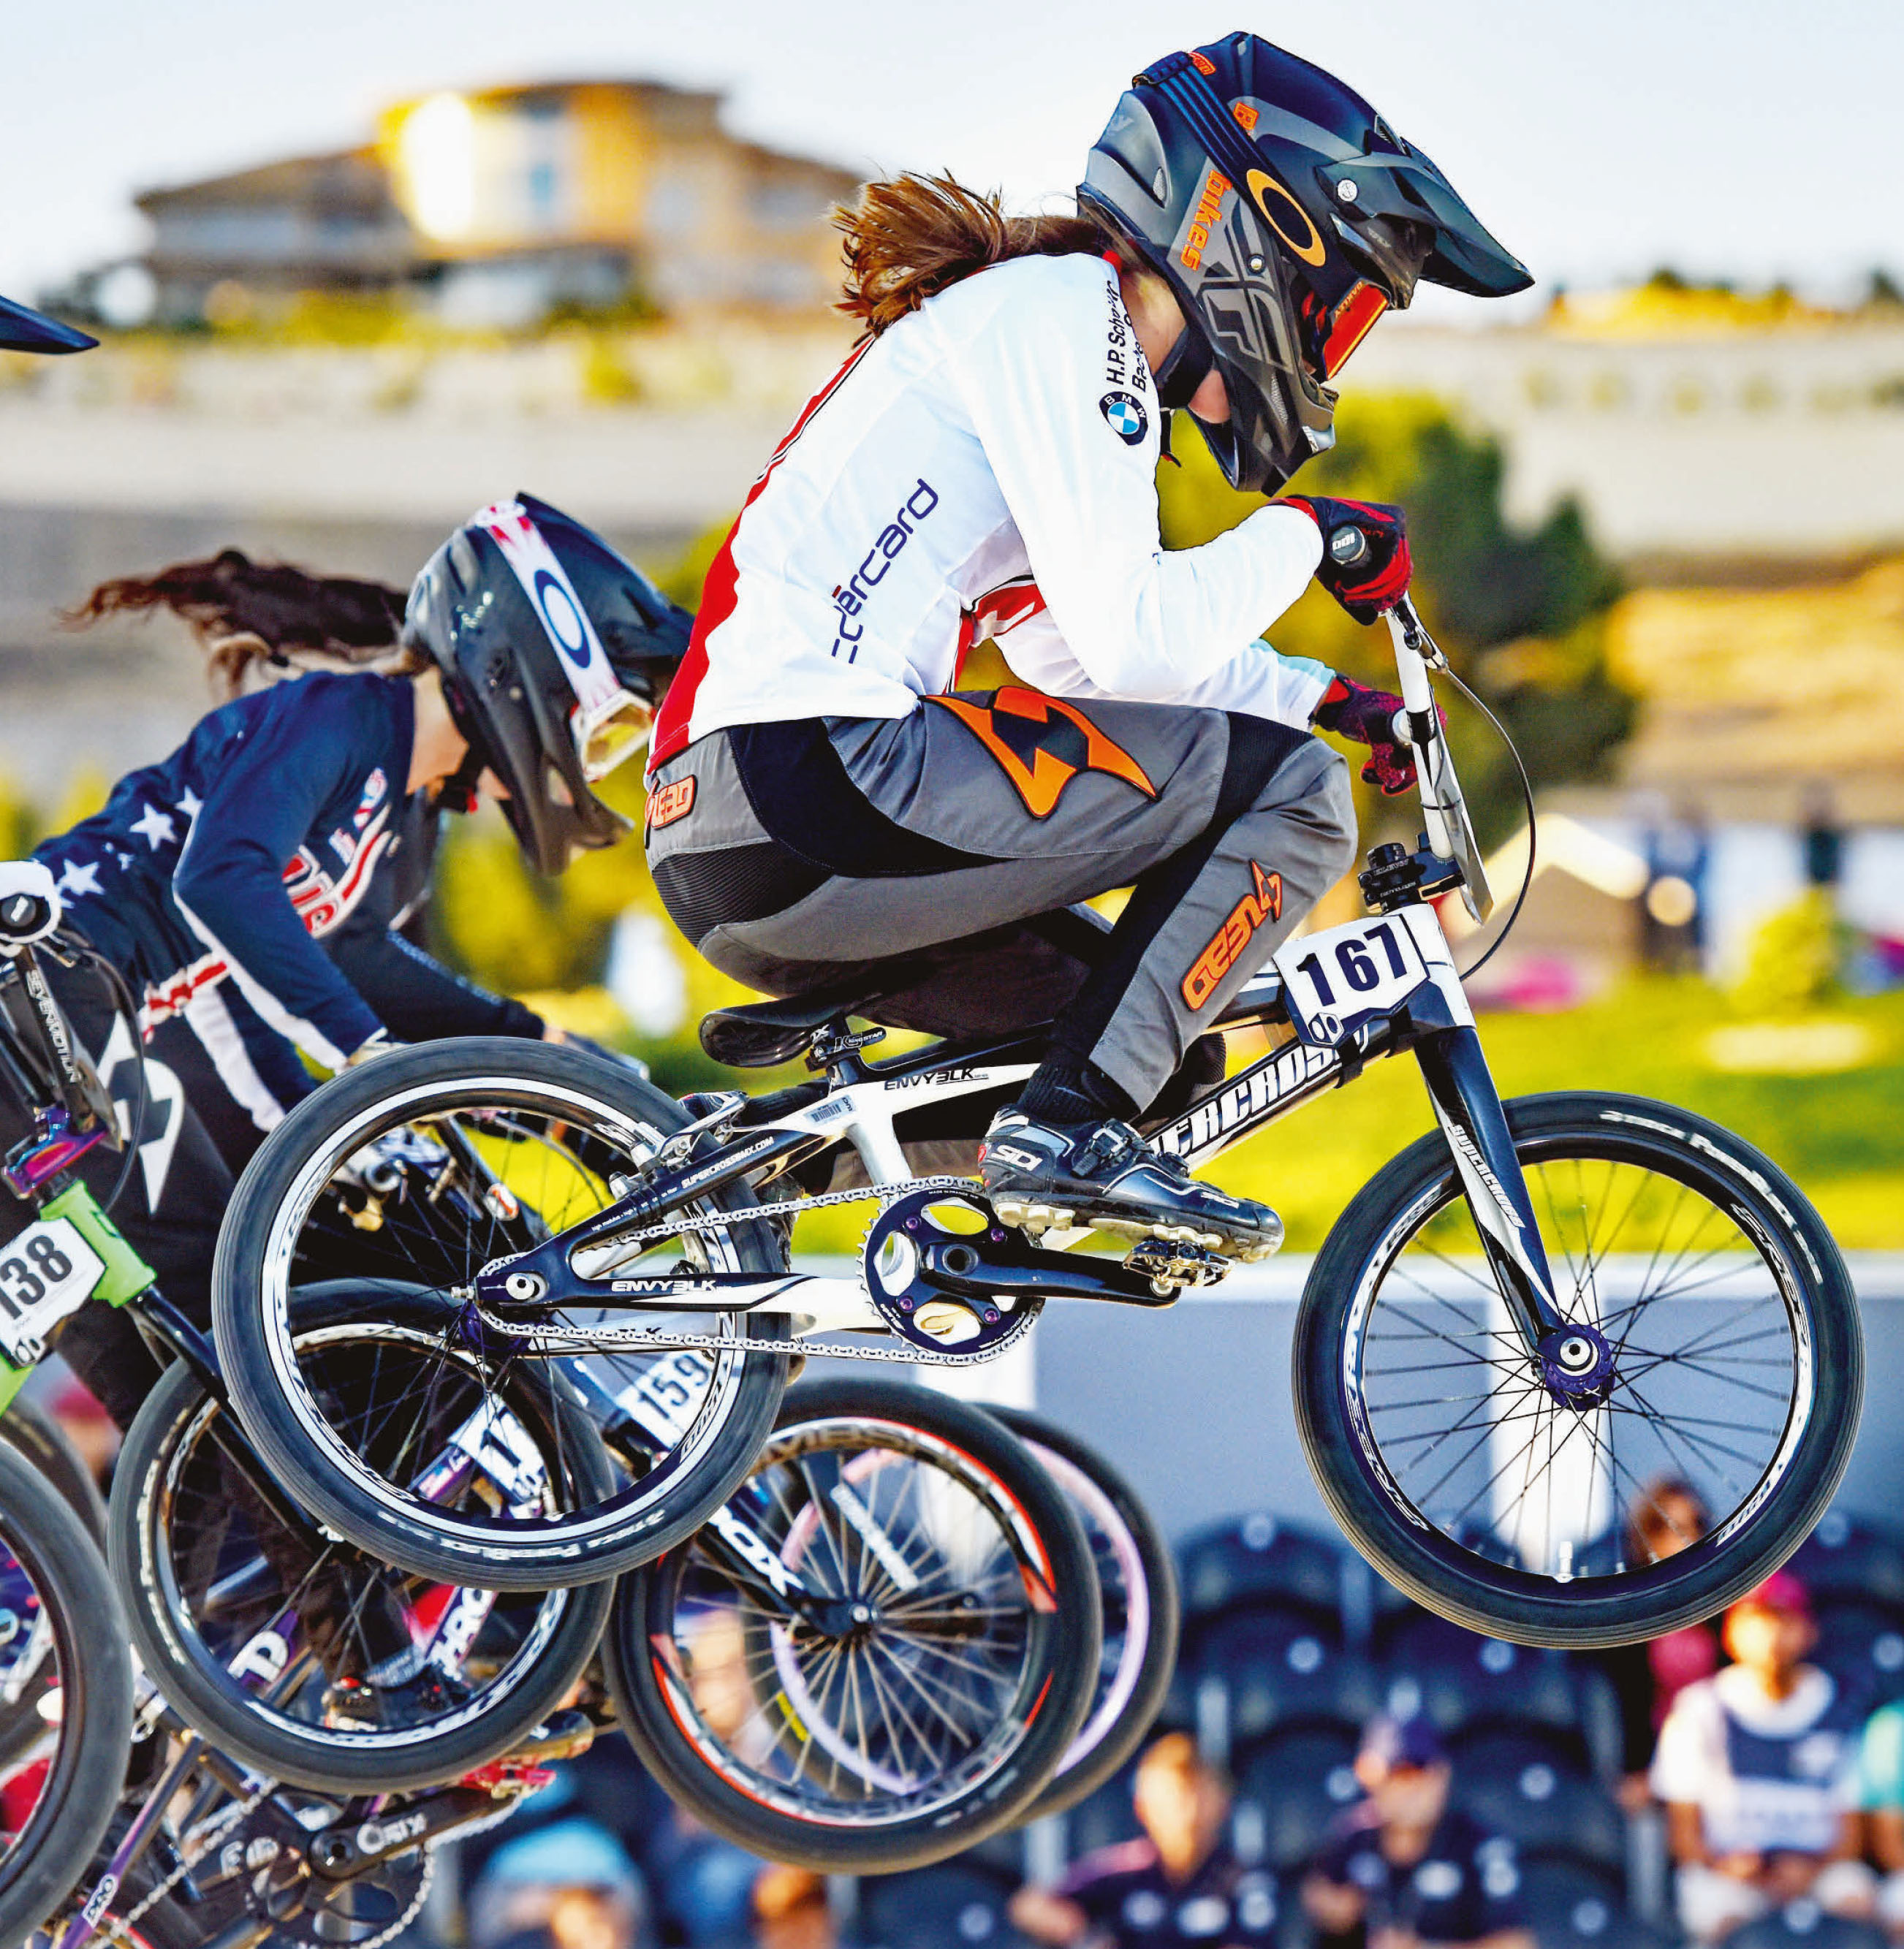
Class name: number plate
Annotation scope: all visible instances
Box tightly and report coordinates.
[1273,915,1428,1047]
[0,1217,105,1366]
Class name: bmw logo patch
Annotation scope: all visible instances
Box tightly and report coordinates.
[1100,390,1148,444]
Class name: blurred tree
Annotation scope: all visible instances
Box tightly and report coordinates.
[1158,391,1634,846]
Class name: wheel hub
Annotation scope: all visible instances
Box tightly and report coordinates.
[1538,1323,1617,1406]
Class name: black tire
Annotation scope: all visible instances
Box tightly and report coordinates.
[0,1438,134,1945]
[1294,1091,1862,1648]
[603,1378,1101,1874]
[211,1038,788,1589]
[1,1395,107,1550]
[110,1288,614,1792]
[989,1407,1179,1821]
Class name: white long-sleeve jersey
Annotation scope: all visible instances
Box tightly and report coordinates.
[649,251,1329,772]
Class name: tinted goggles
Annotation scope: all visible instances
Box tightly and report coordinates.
[1299,278,1389,381]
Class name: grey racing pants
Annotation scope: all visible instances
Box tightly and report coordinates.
[645,691,1357,1112]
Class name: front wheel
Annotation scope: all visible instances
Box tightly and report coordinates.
[603,1378,1102,1874]
[1294,1091,1861,1648]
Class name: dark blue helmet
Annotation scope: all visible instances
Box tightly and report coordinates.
[0,295,96,355]
[1080,33,1530,493]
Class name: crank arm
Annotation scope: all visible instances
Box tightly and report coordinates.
[917,1239,1179,1308]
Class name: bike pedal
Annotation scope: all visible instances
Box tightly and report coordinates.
[1122,1236,1232,1294]
[991,1199,1074,1237]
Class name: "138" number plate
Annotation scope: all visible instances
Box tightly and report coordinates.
[0,1217,106,1367]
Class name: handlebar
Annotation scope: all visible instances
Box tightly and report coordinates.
[0,862,61,954]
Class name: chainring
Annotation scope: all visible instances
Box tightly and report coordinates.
[862,1187,1044,1358]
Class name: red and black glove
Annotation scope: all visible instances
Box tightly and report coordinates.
[1313,675,1417,797]
[1283,495,1411,624]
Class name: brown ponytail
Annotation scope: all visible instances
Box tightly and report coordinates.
[835,172,1109,336]
[64,550,416,699]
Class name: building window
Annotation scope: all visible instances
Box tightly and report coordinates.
[750,181,822,232]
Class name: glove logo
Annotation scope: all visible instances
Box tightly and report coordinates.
[1099,390,1149,445]
[928,687,1158,819]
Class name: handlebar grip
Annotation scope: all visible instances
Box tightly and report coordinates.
[0,891,55,948]
[1327,525,1370,569]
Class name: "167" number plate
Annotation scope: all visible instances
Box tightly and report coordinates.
[0,1217,106,1367]
[1273,914,1428,1047]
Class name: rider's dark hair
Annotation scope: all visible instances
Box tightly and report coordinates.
[64,550,415,699]
[835,172,1108,336]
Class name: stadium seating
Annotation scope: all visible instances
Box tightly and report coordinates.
[1453,1757,1628,1877]
[1232,1726,1363,1872]
[1791,1512,1904,1608]
[1726,1907,1889,1949]
[1176,1513,1346,1630]
[852,1858,1029,1949]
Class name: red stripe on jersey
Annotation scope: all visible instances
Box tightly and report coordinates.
[650,335,879,770]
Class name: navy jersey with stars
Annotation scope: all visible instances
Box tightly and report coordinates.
[1309,1805,1525,1946]
[1055,1836,1280,1949]
[35,672,413,1071]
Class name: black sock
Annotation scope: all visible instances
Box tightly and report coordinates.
[1016,1062,1136,1127]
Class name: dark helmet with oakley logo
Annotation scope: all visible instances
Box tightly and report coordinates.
[0,292,97,356]
[405,493,691,875]
[1079,33,1531,494]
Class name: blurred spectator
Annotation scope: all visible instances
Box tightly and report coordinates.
[1302,1714,1532,1949]
[1652,1571,1875,1943]
[1854,1696,1904,1939]
[1602,1477,1721,1806]
[467,1819,650,1949]
[1009,1732,1278,1947]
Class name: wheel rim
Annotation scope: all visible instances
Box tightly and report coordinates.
[149,1332,574,1752]
[255,1074,762,1549]
[646,1413,1061,1828]
[1341,1136,1813,1590]
[1020,1440,1150,1780]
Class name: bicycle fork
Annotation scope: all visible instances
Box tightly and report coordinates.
[1412,1024,1610,1405]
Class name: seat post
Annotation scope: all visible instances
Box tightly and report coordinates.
[807,1016,886,1085]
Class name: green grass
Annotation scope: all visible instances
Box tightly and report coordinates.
[1216,978,1904,1253]
[789,979,1904,1258]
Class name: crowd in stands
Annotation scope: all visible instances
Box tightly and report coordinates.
[38,1356,1904,1949]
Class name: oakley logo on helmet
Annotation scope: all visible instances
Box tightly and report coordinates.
[1100,391,1148,444]
[1245,171,1327,267]
[533,570,593,666]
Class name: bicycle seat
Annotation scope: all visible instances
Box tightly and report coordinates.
[698,905,1112,1068]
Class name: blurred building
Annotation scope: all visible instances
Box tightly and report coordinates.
[126,79,862,327]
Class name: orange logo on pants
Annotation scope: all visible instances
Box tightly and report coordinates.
[927,688,1157,819]
[1181,862,1283,1010]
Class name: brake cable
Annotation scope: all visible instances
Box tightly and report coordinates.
[1435,662,1538,983]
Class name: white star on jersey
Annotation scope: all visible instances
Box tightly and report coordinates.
[131,803,178,849]
[56,859,102,898]
[176,789,203,820]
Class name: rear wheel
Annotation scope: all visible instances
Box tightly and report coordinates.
[212,1039,789,1588]
[1294,1092,1861,1647]
[604,1378,1101,1873]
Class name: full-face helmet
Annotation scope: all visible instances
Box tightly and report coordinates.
[405,495,691,874]
[1080,33,1531,493]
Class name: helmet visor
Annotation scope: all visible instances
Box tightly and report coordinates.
[573,688,653,781]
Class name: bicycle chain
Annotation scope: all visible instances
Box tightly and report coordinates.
[479,1175,1043,1369]
[89,1777,272,1946]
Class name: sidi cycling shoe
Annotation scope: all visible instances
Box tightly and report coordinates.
[979,1110,1283,1261]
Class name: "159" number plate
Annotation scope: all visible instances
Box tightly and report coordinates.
[0,1217,106,1367]
[1273,914,1428,1046]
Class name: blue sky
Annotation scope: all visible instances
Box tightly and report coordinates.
[3,0,1898,307]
